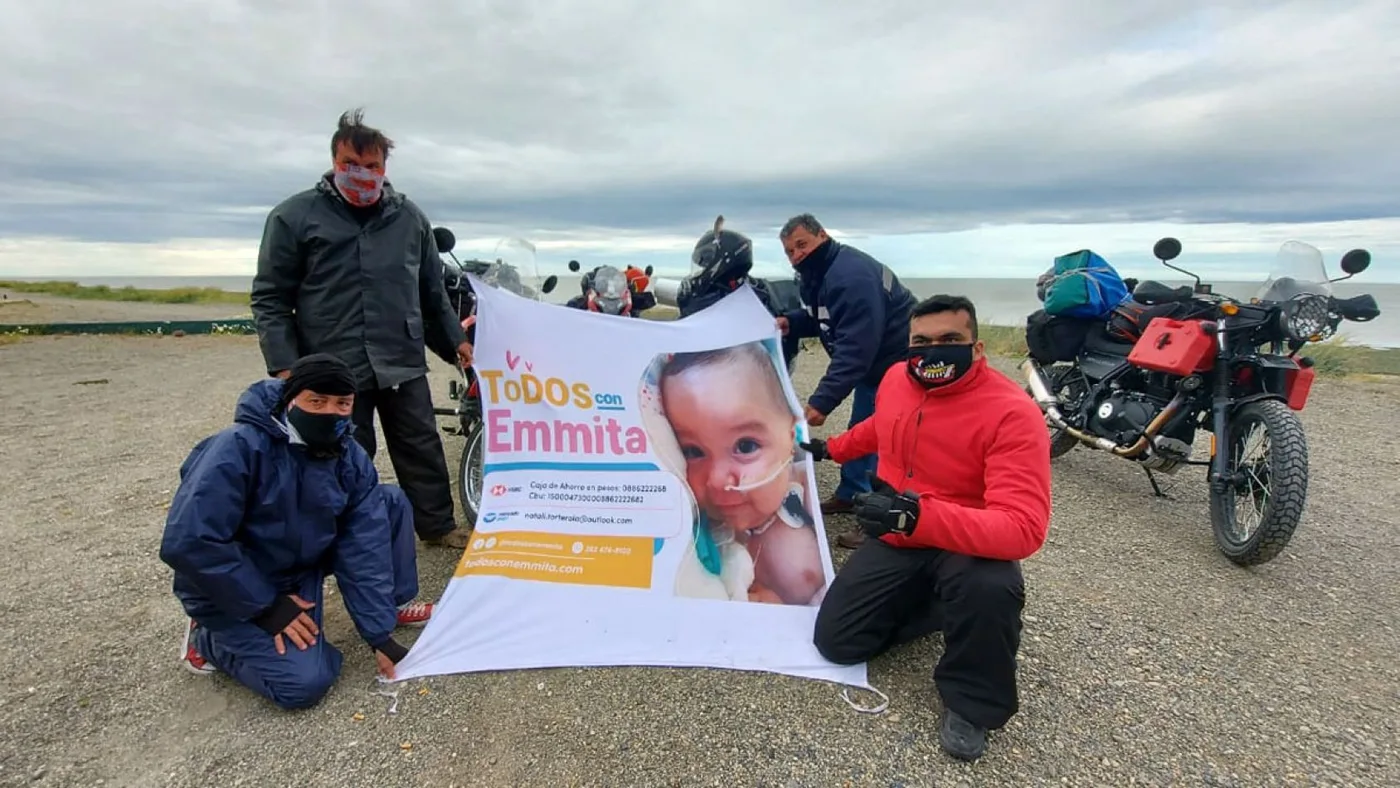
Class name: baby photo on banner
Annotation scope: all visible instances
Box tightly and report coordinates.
[639,341,825,607]
[393,275,869,692]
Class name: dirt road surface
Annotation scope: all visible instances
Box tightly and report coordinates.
[0,334,1397,787]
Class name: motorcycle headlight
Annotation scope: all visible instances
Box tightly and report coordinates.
[1280,294,1334,342]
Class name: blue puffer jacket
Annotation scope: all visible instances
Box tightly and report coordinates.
[158,379,398,650]
[785,240,917,415]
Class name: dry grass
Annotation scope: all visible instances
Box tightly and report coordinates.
[0,280,250,306]
[1305,336,1400,378]
[638,304,679,321]
[979,324,1029,359]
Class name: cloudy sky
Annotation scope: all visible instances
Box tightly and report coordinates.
[2,0,1398,283]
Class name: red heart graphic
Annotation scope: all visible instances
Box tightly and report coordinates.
[505,351,521,370]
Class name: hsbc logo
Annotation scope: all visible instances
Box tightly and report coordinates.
[490,484,507,497]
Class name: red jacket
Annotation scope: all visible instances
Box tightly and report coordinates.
[827,356,1052,561]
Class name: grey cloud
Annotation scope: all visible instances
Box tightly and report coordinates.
[1,0,1397,247]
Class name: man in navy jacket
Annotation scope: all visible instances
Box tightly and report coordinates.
[159,354,433,710]
[776,213,916,548]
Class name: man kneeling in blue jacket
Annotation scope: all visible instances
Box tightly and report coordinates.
[159,353,433,710]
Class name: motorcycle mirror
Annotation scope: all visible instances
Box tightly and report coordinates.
[1338,248,1371,278]
[1153,237,1182,262]
[644,265,654,276]
[542,275,558,294]
[568,260,581,272]
[432,227,457,254]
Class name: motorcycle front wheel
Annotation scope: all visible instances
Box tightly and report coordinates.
[457,420,486,527]
[1208,399,1309,566]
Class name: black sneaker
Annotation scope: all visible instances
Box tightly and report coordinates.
[939,708,988,761]
[423,526,472,549]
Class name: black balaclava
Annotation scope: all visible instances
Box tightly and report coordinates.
[278,354,357,454]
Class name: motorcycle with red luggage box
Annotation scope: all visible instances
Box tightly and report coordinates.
[1022,237,1380,566]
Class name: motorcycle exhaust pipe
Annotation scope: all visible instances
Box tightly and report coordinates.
[1021,358,1060,409]
[1020,359,1122,453]
[1021,359,1190,459]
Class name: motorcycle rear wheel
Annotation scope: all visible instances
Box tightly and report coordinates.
[457,420,486,527]
[1208,399,1309,566]
[1026,365,1084,458]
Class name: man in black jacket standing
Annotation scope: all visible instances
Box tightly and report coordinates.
[251,109,473,550]
[776,213,916,549]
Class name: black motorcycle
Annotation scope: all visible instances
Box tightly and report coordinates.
[1021,237,1380,566]
[564,260,657,317]
[430,225,559,526]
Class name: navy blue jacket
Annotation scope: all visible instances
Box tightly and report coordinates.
[158,379,398,650]
[785,240,917,415]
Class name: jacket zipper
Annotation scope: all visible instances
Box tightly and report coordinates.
[903,391,931,480]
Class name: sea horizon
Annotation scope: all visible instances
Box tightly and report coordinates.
[5,273,1397,348]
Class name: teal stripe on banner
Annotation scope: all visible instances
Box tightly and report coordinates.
[483,461,660,474]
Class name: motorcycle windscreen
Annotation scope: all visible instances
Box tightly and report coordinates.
[1256,241,1333,303]
[484,237,545,301]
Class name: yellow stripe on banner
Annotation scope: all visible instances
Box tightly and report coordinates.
[454,530,655,589]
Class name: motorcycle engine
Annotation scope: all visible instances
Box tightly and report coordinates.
[1088,390,1162,444]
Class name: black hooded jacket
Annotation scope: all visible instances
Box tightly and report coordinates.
[250,174,466,389]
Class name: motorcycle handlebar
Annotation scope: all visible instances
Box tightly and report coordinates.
[1332,293,1381,322]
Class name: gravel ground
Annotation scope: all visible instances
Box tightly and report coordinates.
[1,333,1398,788]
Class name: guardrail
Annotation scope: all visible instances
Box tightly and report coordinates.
[0,319,258,336]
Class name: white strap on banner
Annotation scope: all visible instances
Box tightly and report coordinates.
[371,675,400,715]
[840,682,890,714]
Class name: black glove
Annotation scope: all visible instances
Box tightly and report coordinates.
[799,439,829,462]
[251,595,307,636]
[374,637,409,664]
[852,482,922,538]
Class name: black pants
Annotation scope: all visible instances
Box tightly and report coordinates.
[814,538,1025,729]
[350,375,456,540]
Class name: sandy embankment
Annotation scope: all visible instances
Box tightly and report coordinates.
[0,301,1398,786]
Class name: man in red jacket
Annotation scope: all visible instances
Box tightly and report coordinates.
[800,294,1052,761]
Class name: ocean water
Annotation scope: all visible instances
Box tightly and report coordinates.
[11,274,1399,348]
[901,277,1400,350]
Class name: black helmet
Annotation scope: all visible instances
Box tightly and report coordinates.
[691,215,754,284]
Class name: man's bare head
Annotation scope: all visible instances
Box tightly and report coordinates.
[779,214,831,267]
[331,108,394,173]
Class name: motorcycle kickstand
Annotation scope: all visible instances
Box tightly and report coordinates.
[1143,468,1168,498]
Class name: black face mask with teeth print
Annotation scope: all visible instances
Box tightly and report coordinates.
[906,344,974,389]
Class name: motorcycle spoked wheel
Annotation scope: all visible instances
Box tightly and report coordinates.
[457,420,486,528]
[1208,399,1309,567]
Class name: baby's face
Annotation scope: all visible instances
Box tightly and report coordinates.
[662,363,795,532]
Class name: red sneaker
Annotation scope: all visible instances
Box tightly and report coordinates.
[396,601,433,628]
[180,619,217,676]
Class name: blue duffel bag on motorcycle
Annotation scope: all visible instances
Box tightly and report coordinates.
[1042,249,1131,320]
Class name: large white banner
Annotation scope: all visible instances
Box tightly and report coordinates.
[393,276,870,691]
